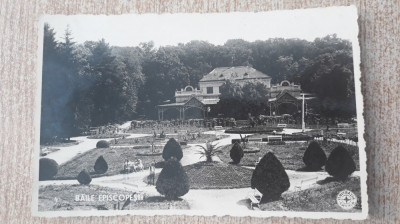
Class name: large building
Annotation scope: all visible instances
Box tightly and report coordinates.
[157,66,305,120]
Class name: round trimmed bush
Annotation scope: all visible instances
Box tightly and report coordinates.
[230,142,244,164]
[96,140,110,148]
[251,152,290,202]
[302,141,327,170]
[94,155,108,174]
[39,158,58,180]
[77,169,92,185]
[156,159,189,199]
[162,138,183,161]
[325,146,356,180]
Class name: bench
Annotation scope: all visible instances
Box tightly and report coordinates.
[337,123,350,128]
[277,123,287,128]
[266,135,282,142]
[294,176,318,191]
[248,138,262,142]
[249,195,260,210]
[249,189,263,209]
[214,126,223,130]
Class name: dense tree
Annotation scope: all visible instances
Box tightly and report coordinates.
[216,80,269,119]
[41,25,79,142]
[40,24,356,143]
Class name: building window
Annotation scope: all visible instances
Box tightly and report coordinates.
[207,87,213,94]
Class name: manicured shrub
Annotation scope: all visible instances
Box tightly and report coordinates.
[156,159,189,199]
[77,169,92,185]
[251,152,290,202]
[162,138,183,161]
[325,146,356,180]
[94,155,108,174]
[230,142,244,164]
[96,140,110,148]
[302,141,327,170]
[39,158,58,180]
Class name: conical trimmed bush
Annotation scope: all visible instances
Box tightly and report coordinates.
[156,159,189,199]
[230,142,244,164]
[162,138,183,161]
[94,155,108,174]
[77,169,92,185]
[251,152,290,202]
[325,146,356,180]
[302,141,327,170]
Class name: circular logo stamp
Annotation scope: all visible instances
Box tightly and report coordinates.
[336,190,357,210]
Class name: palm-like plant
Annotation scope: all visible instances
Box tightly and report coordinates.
[239,134,248,149]
[197,142,222,162]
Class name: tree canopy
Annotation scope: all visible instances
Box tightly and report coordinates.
[41,24,355,142]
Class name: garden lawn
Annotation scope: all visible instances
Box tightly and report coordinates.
[54,146,164,180]
[39,184,189,211]
[147,162,253,189]
[260,176,361,212]
[127,126,211,135]
[109,134,228,146]
[219,141,360,171]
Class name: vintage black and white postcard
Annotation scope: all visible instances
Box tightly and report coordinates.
[33,6,368,219]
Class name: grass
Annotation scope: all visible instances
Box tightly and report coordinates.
[127,126,211,135]
[54,146,165,180]
[219,141,360,171]
[146,162,253,189]
[38,184,190,211]
[259,176,362,212]
[109,134,228,146]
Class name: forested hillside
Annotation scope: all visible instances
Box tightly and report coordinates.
[41,24,355,142]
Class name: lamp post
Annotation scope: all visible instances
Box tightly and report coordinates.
[301,93,305,132]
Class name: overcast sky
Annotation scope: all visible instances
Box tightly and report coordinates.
[43,6,358,47]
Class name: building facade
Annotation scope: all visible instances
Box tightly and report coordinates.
[157,66,307,120]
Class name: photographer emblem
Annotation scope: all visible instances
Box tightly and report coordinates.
[337,190,357,210]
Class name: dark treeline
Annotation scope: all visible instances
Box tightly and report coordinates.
[41,24,355,142]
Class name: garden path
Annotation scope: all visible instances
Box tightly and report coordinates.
[40,127,362,211]
[43,133,151,165]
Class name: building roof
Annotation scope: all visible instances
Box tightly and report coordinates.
[199,66,270,82]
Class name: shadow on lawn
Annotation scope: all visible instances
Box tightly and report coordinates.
[317,176,351,185]
[145,196,184,202]
[296,166,324,172]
